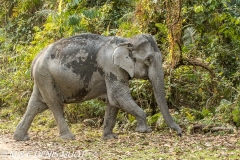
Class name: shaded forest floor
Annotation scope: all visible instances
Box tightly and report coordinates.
[1,125,240,160]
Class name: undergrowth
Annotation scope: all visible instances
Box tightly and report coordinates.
[0,0,239,136]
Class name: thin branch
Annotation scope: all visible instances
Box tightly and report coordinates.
[173,58,215,79]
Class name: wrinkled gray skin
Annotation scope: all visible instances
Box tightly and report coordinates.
[13,33,182,141]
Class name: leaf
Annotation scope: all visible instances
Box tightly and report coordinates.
[73,0,80,6]
[147,113,161,125]
[128,114,136,123]
[58,0,63,13]
[182,27,197,46]
[186,111,195,121]
[194,5,204,13]
[82,9,100,19]
[68,14,81,26]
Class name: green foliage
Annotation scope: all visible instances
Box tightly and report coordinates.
[233,108,240,127]
[201,108,212,117]
[214,98,240,127]
[64,99,106,123]
[130,80,157,115]
[181,107,204,122]
[116,22,142,37]
[147,113,161,126]
[182,0,240,77]
[0,0,239,132]
[166,66,213,109]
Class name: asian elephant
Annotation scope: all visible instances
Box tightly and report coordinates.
[13,33,182,141]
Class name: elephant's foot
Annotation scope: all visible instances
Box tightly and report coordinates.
[13,131,30,141]
[59,131,75,140]
[135,125,152,133]
[102,133,118,140]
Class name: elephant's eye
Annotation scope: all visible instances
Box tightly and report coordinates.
[143,58,150,65]
[144,54,154,65]
[146,58,151,63]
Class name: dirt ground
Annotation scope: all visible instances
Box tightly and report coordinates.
[1,129,240,160]
[0,134,39,160]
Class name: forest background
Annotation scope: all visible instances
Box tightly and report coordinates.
[0,0,240,137]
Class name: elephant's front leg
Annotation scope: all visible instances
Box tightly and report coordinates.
[118,95,152,133]
[103,104,119,140]
[106,80,152,133]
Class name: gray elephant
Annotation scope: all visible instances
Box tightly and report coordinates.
[13,33,182,141]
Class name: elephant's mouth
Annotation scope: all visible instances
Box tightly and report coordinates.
[132,70,148,79]
[142,76,149,80]
[133,75,148,80]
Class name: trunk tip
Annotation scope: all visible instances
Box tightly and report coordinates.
[170,123,182,136]
[178,132,182,137]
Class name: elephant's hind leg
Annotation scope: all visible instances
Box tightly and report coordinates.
[48,102,75,140]
[36,79,75,140]
[14,85,48,141]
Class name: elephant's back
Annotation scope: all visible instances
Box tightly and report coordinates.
[47,33,109,60]
[32,33,109,76]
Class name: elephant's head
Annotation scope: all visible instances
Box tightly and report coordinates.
[112,34,182,136]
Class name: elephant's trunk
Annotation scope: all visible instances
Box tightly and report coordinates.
[148,63,182,136]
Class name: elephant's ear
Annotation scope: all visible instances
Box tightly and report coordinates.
[112,42,135,78]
